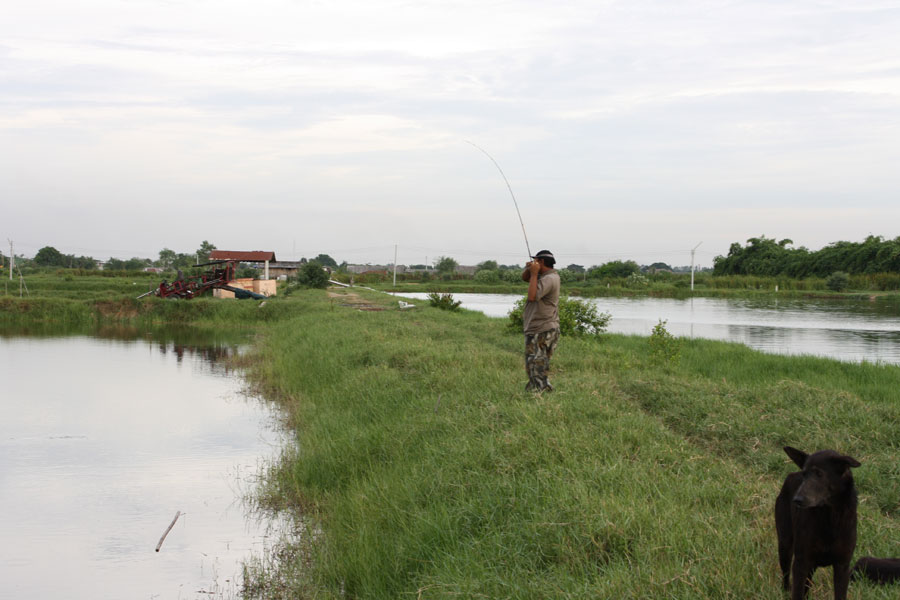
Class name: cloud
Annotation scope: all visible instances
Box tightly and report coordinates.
[3,1,900,263]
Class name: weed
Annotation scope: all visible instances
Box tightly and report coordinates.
[507,296,611,336]
[648,319,682,366]
[427,292,462,311]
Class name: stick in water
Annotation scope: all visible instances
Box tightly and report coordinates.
[155,511,182,552]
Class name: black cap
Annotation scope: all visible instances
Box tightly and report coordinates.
[532,250,554,260]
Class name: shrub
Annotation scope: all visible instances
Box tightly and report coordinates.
[500,269,523,283]
[556,268,578,284]
[648,319,682,366]
[427,292,462,311]
[626,272,649,288]
[474,269,500,283]
[507,296,610,336]
[826,271,850,292]
[296,262,330,289]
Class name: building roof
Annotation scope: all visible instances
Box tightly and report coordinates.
[209,250,277,262]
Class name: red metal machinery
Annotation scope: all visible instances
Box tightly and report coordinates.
[138,260,265,300]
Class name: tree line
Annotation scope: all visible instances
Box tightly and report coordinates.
[713,235,900,277]
[27,241,219,271]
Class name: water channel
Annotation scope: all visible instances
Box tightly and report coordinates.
[0,331,287,600]
[394,293,900,365]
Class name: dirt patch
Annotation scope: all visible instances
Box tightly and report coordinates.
[326,289,385,311]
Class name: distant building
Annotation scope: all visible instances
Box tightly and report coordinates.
[264,261,304,278]
[209,250,277,279]
[346,264,408,274]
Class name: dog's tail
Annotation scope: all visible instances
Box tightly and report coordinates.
[851,557,900,585]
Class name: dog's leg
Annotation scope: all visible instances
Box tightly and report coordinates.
[832,562,851,600]
[777,543,792,590]
[791,560,814,600]
[775,494,793,591]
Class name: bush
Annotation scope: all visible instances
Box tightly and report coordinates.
[557,268,579,284]
[649,319,682,366]
[427,292,462,311]
[500,269,523,283]
[474,269,500,283]
[296,262,330,289]
[826,271,850,292]
[626,272,649,288]
[507,296,610,336]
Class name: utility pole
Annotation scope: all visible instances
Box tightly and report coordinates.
[393,245,398,287]
[8,240,13,281]
[690,241,703,291]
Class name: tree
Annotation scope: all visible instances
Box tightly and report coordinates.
[34,246,66,267]
[589,260,640,279]
[435,256,458,276]
[67,255,96,269]
[566,264,585,273]
[296,262,329,288]
[313,253,338,268]
[476,260,498,272]
[158,248,177,270]
[646,262,672,272]
[124,257,151,270]
[105,257,151,271]
[173,253,195,269]
[196,240,216,264]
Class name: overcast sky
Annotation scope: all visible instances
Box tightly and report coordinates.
[4,0,900,267]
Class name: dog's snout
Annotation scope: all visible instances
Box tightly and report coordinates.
[792,494,806,507]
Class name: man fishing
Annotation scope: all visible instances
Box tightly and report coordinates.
[521,250,560,392]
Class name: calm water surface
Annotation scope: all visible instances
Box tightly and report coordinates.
[394,293,900,364]
[0,335,287,600]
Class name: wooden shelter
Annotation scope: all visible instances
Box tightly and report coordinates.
[209,250,277,279]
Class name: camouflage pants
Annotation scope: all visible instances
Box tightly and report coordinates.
[524,328,560,392]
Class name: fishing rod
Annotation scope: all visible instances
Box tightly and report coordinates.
[465,141,532,260]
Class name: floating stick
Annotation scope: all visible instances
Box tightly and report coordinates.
[466,141,532,260]
[155,511,182,552]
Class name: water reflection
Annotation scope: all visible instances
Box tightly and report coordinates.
[393,292,900,364]
[0,333,287,600]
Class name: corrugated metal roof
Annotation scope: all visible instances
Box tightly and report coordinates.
[209,250,277,262]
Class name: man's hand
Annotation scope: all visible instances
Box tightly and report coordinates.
[526,259,541,301]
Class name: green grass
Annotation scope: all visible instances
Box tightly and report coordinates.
[240,288,900,599]
[0,271,161,299]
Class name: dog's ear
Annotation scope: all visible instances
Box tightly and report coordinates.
[835,454,861,469]
[784,446,809,468]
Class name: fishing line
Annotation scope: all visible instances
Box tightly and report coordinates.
[465,141,532,260]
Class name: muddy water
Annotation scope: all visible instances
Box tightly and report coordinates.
[0,334,287,599]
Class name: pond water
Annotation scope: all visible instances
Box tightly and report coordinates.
[0,333,287,599]
[394,293,900,365]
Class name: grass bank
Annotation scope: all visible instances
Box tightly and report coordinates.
[242,288,900,599]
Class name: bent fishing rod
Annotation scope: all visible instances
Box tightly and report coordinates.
[465,141,533,261]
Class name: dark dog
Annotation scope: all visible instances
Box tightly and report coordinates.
[775,446,861,600]
[851,556,900,584]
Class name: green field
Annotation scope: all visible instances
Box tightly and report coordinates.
[3,273,899,599]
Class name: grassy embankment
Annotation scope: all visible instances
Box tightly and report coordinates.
[3,273,898,598]
[241,287,900,599]
[0,271,296,333]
